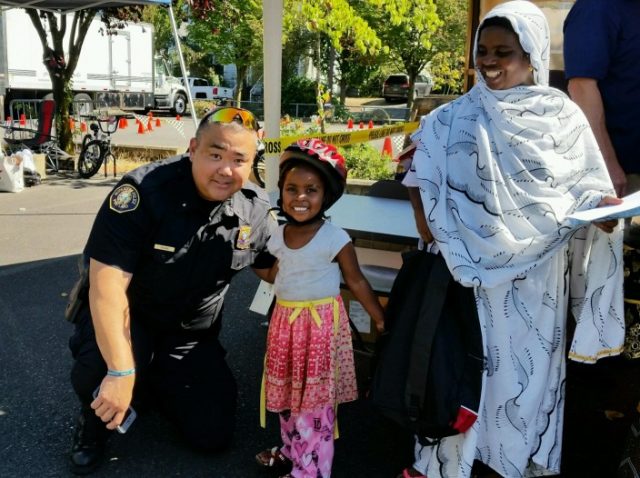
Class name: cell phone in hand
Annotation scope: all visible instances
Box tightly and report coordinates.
[92,386,137,434]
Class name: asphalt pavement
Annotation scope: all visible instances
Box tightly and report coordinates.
[0,176,413,477]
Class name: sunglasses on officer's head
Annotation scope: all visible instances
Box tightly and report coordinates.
[200,107,259,131]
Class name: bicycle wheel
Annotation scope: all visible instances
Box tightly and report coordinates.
[78,139,106,178]
[81,133,93,150]
[252,151,266,187]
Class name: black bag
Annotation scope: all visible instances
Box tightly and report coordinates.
[23,169,41,187]
[370,250,483,445]
[64,256,90,324]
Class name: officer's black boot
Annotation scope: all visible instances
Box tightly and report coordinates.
[70,407,110,475]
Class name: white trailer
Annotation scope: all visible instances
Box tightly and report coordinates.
[0,8,189,115]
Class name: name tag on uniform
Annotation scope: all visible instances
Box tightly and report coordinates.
[236,226,251,250]
[154,244,175,252]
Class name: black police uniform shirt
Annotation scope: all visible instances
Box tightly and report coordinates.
[84,155,277,332]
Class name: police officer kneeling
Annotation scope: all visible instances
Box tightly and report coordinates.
[67,107,277,475]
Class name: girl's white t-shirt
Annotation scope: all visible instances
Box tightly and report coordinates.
[267,221,351,301]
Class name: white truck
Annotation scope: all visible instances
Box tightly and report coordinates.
[0,8,190,116]
[186,77,234,102]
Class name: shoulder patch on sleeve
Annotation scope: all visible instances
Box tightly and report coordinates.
[109,184,140,213]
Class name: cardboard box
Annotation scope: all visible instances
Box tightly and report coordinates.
[32,153,47,178]
[341,288,389,343]
[342,246,404,343]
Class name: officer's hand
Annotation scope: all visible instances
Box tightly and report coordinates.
[91,374,135,430]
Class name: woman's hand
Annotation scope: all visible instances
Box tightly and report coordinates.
[593,195,623,233]
[407,187,433,243]
[414,209,433,243]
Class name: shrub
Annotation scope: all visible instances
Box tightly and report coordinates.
[281,76,317,107]
[328,99,351,123]
[192,99,218,117]
[280,115,320,137]
[340,143,395,181]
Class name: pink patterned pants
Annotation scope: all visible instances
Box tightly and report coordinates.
[279,405,335,478]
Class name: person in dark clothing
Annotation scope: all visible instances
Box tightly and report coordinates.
[563,3,640,475]
[564,0,640,197]
[67,107,277,475]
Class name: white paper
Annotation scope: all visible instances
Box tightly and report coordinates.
[249,280,275,315]
[566,191,640,224]
[348,300,371,334]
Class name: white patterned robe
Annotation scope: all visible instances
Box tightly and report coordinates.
[405,3,624,476]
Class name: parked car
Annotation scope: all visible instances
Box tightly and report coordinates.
[183,77,234,101]
[382,73,432,102]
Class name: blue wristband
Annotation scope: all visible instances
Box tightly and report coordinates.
[107,368,136,377]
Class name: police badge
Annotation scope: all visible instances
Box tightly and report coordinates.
[236,225,251,250]
[109,184,140,213]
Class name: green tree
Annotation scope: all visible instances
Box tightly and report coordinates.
[143,2,227,86]
[335,36,385,104]
[429,0,467,94]
[283,0,383,128]
[24,7,144,151]
[187,1,263,104]
[368,0,442,110]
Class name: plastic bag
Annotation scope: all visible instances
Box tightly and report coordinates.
[18,149,36,173]
[0,153,25,192]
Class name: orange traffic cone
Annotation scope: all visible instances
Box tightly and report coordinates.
[69,118,75,130]
[147,119,153,132]
[382,136,393,157]
[80,122,87,133]
[118,117,126,129]
[347,118,354,130]
[368,120,374,129]
[176,114,181,121]
[19,113,26,126]
[155,118,161,128]
[359,121,364,129]
[148,111,153,118]
[137,121,145,134]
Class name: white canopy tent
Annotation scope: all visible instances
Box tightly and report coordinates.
[0,0,283,188]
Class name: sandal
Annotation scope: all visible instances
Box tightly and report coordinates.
[255,446,292,471]
[396,467,427,478]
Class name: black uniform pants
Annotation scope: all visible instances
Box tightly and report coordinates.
[69,307,237,451]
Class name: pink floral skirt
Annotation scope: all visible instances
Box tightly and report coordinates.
[264,295,358,415]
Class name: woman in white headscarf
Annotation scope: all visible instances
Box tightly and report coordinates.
[399,1,624,477]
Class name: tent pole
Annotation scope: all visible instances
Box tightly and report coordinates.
[168,3,198,129]
[262,0,283,192]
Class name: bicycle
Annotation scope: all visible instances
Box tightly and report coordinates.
[252,141,266,187]
[77,114,125,179]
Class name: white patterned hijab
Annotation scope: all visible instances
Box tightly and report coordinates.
[474,0,550,86]
[410,0,623,359]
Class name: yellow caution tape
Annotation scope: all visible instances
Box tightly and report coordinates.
[261,121,420,155]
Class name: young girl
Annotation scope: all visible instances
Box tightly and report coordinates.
[255,138,385,478]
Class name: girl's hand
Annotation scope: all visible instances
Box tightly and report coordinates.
[593,195,623,233]
[374,318,385,334]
